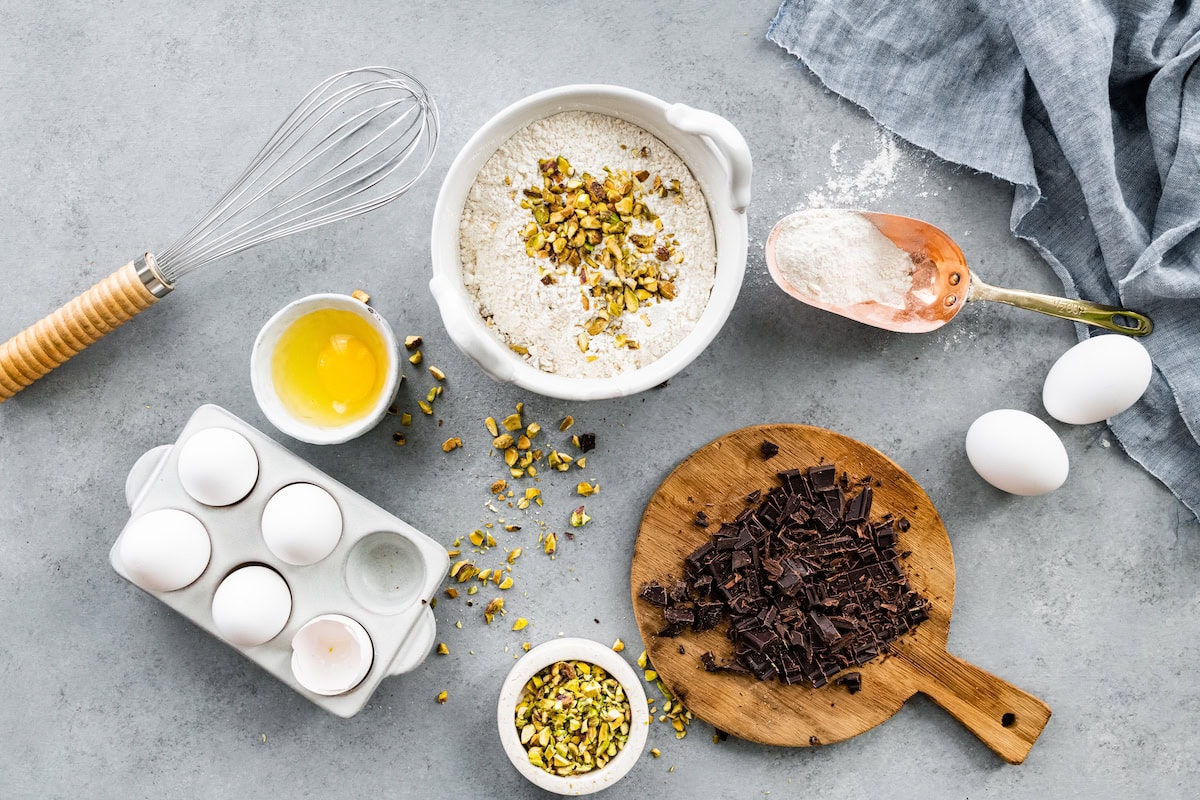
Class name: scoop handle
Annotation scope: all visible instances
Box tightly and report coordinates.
[969,274,1152,335]
[0,258,167,403]
[902,646,1051,764]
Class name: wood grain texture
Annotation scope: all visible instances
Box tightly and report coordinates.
[630,424,1050,764]
[0,261,159,402]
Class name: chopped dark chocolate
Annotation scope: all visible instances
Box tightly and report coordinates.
[578,432,596,453]
[761,440,780,459]
[638,460,928,689]
[694,510,710,527]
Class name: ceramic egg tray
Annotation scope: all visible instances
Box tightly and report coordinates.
[109,403,449,718]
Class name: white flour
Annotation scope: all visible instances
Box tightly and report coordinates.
[459,112,716,378]
[773,209,913,307]
[805,131,902,208]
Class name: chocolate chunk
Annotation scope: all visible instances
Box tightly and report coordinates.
[664,605,695,626]
[694,510,710,527]
[639,581,669,607]
[835,671,862,694]
[808,464,837,491]
[745,489,762,504]
[700,651,722,672]
[761,440,780,459]
[578,432,596,453]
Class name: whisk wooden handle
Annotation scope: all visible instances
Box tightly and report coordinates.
[0,261,161,403]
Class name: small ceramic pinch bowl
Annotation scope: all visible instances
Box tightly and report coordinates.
[430,84,751,401]
[250,293,400,445]
[497,637,649,795]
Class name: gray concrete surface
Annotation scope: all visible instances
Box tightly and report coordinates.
[2,2,1197,798]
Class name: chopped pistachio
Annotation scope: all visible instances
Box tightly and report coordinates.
[502,413,523,431]
[576,481,599,497]
[522,642,532,652]
[469,530,485,547]
[436,690,448,704]
[543,532,557,555]
[426,386,440,403]
[570,506,592,527]
[485,416,499,436]
[493,433,516,450]
[467,585,478,595]
[612,638,625,653]
[499,576,514,590]
[636,651,648,669]
[650,748,661,758]
[400,412,412,426]
[404,335,423,350]
[484,597,505,623]
[429,366,446,381]
[507,547,522,563]
[418,400,433,415]
[512,617,529,631]
[437,642,450,656]
[559,416,575,431]
[409,350,423,365]
[490,479,508,494]
[441,437,463,453]
[445,587,459,599]
[351,289,371,304]
[526,422,541,439]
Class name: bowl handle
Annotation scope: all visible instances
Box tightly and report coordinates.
[428,275,517,384]
[665,104,753,214]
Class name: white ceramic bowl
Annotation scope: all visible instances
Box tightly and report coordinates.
[430,84,751,401]
[250,293,400,445]
[497,638,649,795]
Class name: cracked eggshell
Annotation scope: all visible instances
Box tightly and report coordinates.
[1042,335,1152,425]
[966,409,1069,496]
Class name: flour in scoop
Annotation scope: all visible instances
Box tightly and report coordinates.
[773,209,913,307]
[459,112,716,378]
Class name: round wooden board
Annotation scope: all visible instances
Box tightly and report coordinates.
[630,423,957,748]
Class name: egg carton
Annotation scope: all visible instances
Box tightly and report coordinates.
[110,404,448,718]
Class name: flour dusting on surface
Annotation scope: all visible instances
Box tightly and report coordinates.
[459,112,716,378]
[805,130,903,208]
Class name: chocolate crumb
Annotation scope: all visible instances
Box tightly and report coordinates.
[678,645,686,654]
[694,510,710,527]
[809,736,821,746]
[579,432,596,453]
[761,440,780,459]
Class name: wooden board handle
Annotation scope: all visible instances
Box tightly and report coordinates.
[903,648,1051,764]
[0,261,160,403]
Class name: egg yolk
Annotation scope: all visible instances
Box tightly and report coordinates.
[317,333,378,407]
[271,308,389,426]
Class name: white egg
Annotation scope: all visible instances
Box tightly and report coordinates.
[290,614,374,696]
[178,427,260,506]
[210,565,292,647]
[119,508,211,592]
[965,409,1069,496]
[1042,335,1152,424]
[261,483,343,566]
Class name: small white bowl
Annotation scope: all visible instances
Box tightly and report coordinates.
[430,84,751,401]
[497,637,649,795]
[250,293,400,445]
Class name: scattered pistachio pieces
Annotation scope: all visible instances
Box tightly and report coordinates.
[637,651,648,669]
[351,289,371,304]
[576,481,599,497]
[502,413,523,431]
[507,547,523,563]
[445,587,459,599]
[418,400,433,415]
[514,659,632,776]
[499,576,514,590]
[486,416,499,436]
[493,433,515,450]
[429,366,446,381]
[522,642,532,651]
[543,531,557,555]
[512,617,529,631]
[490,479,508,494]
[400,412,412,426]
[612,638,625,653]
[436,690,448,704]
[559,415,575,431]
[405,335,423,350]
[650,748,661,758]
[570,506,592,527]
[409,350,423,365]
[437,642,450,656]
[442,437,463,453]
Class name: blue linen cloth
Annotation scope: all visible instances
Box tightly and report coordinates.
[769,0,1200,520]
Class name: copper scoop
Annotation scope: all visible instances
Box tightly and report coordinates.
[765,210,1153,336]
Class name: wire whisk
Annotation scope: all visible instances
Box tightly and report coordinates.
[0,66,439,403]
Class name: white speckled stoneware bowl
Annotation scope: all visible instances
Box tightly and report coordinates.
[430,84,751,400]
[497,638,650,795]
